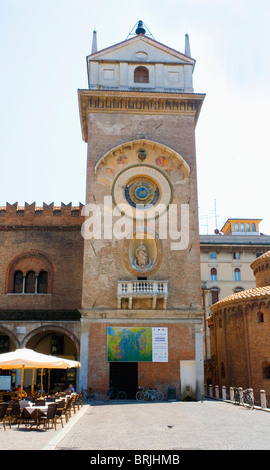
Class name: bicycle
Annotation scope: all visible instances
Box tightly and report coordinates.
[103,387,127,401]
[243,389,254,409]
[82,387,101,402]
[146,387,164,401]
[136,386,164,402]
[136,386,147,402]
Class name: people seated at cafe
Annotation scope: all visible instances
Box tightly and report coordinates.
[65,383,75,393]
[14,385,27,397]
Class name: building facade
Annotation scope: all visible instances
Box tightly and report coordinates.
[0,23,205,399]
[0,203,84,390]
[206,250,270,402]
[200,218,270,362]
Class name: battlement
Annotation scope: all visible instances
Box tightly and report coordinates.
[0,202,85,228]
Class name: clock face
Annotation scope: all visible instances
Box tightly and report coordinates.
[125,177,160,208]
[112,164,173,220]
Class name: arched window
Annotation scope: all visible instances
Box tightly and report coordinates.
[246,223,250,232]
[7,251,54,294]
[234,286,244,293]
[134,66,149,83]
[211,289,219,305]
[234,268,241,281]
[25,271,36,294]
[37,271,48,294]
[257,311,264,323]
[252,223,256,232]
[234,223,239,231]
[210,268,217,281]
[263,361,270,379]
[240,223,245,231]
[13,270,23,293]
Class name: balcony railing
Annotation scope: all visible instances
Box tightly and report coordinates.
[117,280,168,309]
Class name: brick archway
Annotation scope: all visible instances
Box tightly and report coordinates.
[22,324,80,357]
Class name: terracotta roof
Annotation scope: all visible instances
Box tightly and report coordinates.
[210,285,270,311]
[250,250,270,270]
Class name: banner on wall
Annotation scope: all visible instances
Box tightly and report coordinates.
[107,326,168,362]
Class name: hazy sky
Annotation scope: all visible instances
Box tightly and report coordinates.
[1,0,269,234]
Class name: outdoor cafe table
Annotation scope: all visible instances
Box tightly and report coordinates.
[25,406,48,415]
[19,405,48,429]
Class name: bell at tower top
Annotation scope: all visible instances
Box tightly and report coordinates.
[126,20,155,40]
[135,20,146,35]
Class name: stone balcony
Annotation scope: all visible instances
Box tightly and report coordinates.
[117,280,168,310]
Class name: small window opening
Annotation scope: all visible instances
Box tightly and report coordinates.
[134,66,149,83]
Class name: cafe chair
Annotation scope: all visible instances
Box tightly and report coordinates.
[39,403,58,430]
[4,401,14,429]
[55,400,66,428]
[0,403,9,431]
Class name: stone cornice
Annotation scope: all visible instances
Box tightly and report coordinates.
[79,308,203,321]
[78,89,205,142]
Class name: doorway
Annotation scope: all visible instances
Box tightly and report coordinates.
[109,362,138,399]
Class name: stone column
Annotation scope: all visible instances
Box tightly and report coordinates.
[260,390,267,408]
[78,319,90,392]
[195,323,204,400]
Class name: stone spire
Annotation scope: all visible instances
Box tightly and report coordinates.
[185,33,191,57]
[91,30,98,54]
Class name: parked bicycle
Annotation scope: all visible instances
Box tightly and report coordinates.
[136,386,164,402]
[103,387,127,401]
[243,388,254,409]
[82,387,101,402]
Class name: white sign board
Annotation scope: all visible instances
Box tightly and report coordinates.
[0,376,12,391]
[152,327,168,362]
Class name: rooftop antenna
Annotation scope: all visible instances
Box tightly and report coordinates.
[214,199,218,230]
[199,214,209,234]
[126,20,155,40]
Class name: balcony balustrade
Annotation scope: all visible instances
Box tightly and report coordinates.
[117,280,168,309]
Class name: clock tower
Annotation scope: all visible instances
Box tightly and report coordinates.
[78,22,205,399]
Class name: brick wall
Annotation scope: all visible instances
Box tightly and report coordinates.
[0,203,84,310]
[88,321,195,396]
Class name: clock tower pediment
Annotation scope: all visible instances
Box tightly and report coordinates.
[86,34,195,93]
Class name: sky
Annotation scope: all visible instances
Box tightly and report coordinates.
[0,0,270,235]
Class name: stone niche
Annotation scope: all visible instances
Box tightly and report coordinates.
[123,228,162,276]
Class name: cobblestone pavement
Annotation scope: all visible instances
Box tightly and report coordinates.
[1,399,270,451]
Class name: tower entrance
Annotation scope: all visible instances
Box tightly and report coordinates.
[109,362,138,399]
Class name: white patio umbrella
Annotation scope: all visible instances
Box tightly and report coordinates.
[0,348,80,397]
